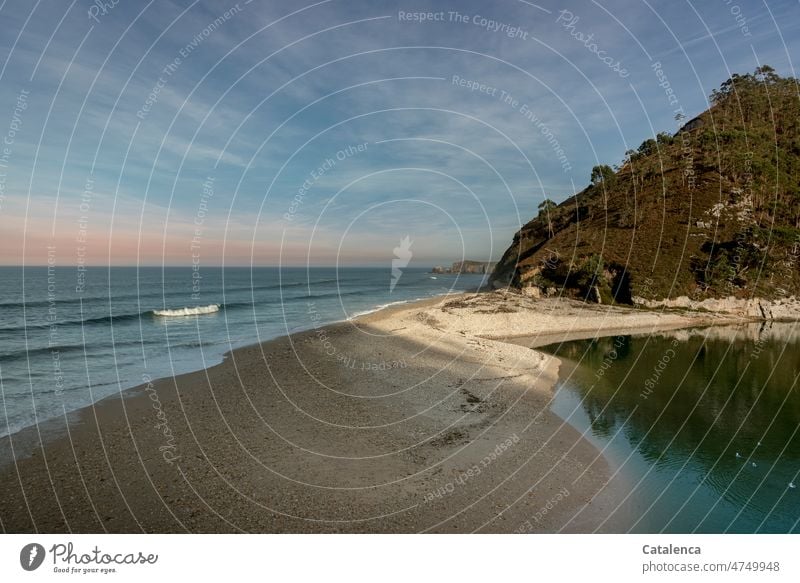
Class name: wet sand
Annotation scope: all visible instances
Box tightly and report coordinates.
[0,292,745,533]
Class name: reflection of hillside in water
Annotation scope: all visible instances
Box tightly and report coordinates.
[541,323,800,532]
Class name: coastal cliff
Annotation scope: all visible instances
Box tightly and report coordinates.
[432,260,497,274]
[491,67,800,310]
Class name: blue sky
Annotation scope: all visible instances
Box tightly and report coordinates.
[0,0,797,266]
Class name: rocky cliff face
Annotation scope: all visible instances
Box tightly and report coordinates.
[433,260,496,274]
[634,295,800,320]
[491,67,800,305]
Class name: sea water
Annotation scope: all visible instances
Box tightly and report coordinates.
[0,266,485,439]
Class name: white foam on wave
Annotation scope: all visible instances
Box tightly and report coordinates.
[345,289,469,321]
[152,304,221,317]
[346,299,420,320]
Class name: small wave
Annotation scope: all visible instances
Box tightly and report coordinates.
[0,343,87,361]
[82,312,148,325]
[0,278,339,309]
[168,288,372,311]
[301,289,371,301]
[0,338,158,361]
[346,299,414,320]
[0,304,222,331]
[152,304,220,317]
[252,278,339,291]
[0,310,147,332]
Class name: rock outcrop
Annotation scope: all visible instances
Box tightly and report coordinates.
[633,295,800,320]
[432,260,496,274]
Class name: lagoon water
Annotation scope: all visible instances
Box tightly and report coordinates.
[0,266,486,439]
[542,323,800,533]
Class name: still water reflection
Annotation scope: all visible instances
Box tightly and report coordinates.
[541,323,800,533]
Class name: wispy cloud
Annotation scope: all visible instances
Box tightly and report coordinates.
[0,0,797,265]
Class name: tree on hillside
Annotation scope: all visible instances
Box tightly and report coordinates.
[590,164,616,187]
[656,132,674,145]
[754,64,779,84]
[538,199,556,237]
[638,138,658,156]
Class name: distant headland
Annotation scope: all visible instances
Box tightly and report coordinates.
[431,260,496,274]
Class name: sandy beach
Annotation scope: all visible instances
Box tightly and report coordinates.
[0,291,749,533]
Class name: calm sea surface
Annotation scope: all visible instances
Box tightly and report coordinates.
[0,266,485,439]
[542,324,800,533]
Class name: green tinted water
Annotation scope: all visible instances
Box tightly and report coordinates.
[542,323,800,533]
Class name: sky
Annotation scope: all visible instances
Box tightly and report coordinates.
[0,0,797,267]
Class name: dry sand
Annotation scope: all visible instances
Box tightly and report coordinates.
[0,291,748,533]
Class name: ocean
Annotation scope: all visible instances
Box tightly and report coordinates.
[0,266,487,439]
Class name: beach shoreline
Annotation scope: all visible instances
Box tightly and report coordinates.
[0,291,760,532]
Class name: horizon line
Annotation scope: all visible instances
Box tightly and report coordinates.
[0,263,487,269]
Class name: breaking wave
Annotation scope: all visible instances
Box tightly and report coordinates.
[152,304,221,317]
